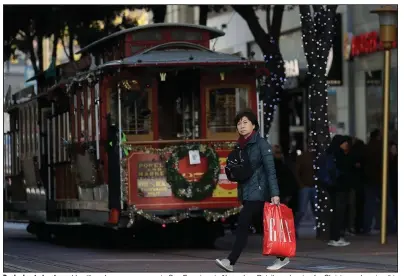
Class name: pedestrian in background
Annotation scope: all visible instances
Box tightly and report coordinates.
[216,109,287,272]
[272,145,299,210]
[349,137,366,234]
[363,129,396,234]
[389,142,398,229]
[317,135,351,247]
[294,149,316,238]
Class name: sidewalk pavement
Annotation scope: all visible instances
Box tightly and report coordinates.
[215,232,398,272]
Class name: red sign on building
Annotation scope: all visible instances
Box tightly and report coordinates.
[350,31,397,57]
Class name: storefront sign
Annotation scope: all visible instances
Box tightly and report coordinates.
[349,31,397,58]
[284,59,299,78]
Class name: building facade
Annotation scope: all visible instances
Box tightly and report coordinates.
[208,6,348,153]
[207,5,397,149]
[165,5,200,24]
[348,5,398,143]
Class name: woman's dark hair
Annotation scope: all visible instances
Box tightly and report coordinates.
[234,108,259,131]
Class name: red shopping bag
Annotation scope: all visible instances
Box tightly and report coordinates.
[263,202,296,257]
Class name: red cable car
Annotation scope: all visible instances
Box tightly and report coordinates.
[4,23,266,246]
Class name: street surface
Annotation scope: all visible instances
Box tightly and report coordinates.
[4,222,398,273]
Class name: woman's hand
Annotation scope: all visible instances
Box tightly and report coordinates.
[271,196,280,205]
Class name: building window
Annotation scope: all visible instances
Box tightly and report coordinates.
[365,70,383,138]
[207,87,248,133]
[364,69,398,142]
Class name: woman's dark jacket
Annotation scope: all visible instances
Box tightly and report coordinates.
[236,132,280,201]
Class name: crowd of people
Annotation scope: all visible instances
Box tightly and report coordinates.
[268,129,398,245]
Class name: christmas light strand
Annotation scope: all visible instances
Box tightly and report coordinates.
[299,5,338,236]
[260,39,285,137]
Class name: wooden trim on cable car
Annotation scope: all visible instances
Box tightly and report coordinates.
[204,84,251,140]
[123,138,236,145]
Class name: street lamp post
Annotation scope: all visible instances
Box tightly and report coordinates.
[370,5,397,245]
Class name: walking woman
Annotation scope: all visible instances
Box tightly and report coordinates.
[215,109,288,272]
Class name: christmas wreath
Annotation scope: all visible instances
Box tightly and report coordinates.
[166,144,220,201]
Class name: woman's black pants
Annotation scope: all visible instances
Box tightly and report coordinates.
[228,200,264,265]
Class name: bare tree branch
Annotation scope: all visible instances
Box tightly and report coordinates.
[312,5,324,15]
[265,6,271,32]
[270,5,284,44]
[327,5,338,13]
[299,5,317,68]
[151,5,167,23]
[199,5,209,26]
[231,5,270,52]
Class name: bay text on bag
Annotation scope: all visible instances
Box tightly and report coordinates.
[268,218,293,243]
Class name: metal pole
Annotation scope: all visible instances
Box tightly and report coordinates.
[94,84,100,160]
[380,49,391,245]
[117,86,123,210]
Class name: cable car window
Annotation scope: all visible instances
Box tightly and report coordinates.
[121,83,151,135]
[207,87,249,133]
[132,30,162,41]
[171,30,203,41]
[131,45,143,54]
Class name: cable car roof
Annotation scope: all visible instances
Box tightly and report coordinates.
[93,44,264,69]
[69,42,265,84]
[76,23,225,55]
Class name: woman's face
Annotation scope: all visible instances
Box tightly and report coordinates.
[237,116,255,137]
[391,144,398,156]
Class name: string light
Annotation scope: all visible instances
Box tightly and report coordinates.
[299,5,338,237]
[259,38,286,137]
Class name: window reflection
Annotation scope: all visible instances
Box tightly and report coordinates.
[207,87,248,133]
[365,70,383,138]
[365,68,398,142]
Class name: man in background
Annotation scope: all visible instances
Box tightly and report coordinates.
[363,129,396,234]
[294,149,316,238]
